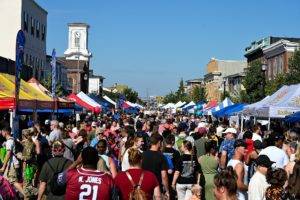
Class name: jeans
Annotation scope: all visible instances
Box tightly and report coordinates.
[176,183,193,200]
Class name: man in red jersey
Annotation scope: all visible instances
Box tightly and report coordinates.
[58,147,116,200]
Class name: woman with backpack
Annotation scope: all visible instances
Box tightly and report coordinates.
[171,140,202,200]
[114,148,162,200]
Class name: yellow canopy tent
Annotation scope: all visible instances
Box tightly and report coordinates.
[0,73,52,110]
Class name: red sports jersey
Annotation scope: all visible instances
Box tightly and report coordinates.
[65,167,114,200]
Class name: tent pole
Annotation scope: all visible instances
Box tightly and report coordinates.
[268,117,271,130]
[9,109,13,128]
[241,115,244,132]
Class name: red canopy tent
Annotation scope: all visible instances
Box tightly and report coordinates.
[67,93,96,112]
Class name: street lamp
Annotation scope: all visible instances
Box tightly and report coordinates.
[261,62,267,97]
[223,79,226,100]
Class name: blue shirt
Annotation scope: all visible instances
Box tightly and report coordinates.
[90,137,99,148]
[219,139,235,161]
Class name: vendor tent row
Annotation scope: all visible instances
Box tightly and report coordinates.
[160,83,300,120]
[0,73,143,114]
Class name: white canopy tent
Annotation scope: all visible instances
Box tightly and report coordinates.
[256,84,300,118]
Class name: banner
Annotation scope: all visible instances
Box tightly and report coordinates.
[13,30,25,138]
[51,49,56,98]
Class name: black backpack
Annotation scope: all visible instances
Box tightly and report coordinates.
[47,159,68,196]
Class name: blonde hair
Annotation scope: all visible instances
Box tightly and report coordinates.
[128,148,142,166]
[295,143,300,161]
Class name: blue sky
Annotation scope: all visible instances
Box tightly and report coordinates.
[36,0,300,97]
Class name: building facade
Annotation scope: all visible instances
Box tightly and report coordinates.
[61,23,92,94]
[88,70,105,96]
[263,39,300,80]
[204,58,247,101]
[0,0,47,80]
[185,78,204,94]
[244,36,300,65]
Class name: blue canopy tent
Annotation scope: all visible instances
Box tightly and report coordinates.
[19,108,75,116]
[213,103,246,118]
[284,111,300,123]
[88,94,114,113]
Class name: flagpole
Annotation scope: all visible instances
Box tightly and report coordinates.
[51,49,57,119]
[13,30,25,139]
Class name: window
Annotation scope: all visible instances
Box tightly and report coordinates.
[23,12,28,31]
[31,17,34,36]
[41,25,46,41]
[75,37,80,48]
[36,21,40,38]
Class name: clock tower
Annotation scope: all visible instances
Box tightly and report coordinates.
[64,23,92,61]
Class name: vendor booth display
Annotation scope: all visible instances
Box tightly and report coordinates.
[244,84,300,118]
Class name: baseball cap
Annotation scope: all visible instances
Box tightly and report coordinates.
[253,140,264,150]
[234,139,247,148]
[255,155,275,168]
[269,132,284,142]
[223,128,237,134]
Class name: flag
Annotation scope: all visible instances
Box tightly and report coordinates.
[13,30,25,138]
[51,49,56,98]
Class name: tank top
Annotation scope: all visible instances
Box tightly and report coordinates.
[227,159,248,200]
[100,154,110,169]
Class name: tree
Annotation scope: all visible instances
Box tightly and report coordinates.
[176,78,186,101]
[191,86,207,103]
[163,91,178,104]
[221,91,231,101]
[265,73,286,96]
[40,75,68,97]
[242,60,265,103]
[285,50,300,84]
[123,87,139,103]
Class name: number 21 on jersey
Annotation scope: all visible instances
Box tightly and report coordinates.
[79,184,98,200]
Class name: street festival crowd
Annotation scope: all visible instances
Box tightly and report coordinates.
[0,111,299,200]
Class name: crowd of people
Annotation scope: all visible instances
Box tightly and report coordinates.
[0,111,299,200]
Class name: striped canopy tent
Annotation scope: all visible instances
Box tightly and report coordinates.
[27,77,74,110]
[205,98,234,115]
[0,73,53,110]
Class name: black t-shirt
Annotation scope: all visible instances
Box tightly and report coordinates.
[142,150,168,185]
[175,154,202,184]
[163,147,181,183]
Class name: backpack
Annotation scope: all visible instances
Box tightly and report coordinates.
[0,175,17,200]
[163,154,174,174]
[47,159,68,196]
[125,171,147,200]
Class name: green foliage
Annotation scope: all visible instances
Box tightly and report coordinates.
[123,87,139,103]
[163,91,178,104]
[285,50,300,84]
[265,73,286,96]
[176,78,186,101]
[221,91,231,101]
[191,86,207,103]
[40,75,67,97]
[242,60,265,103]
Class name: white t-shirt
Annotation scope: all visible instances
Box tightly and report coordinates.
[49,129,62,143]
[121,149,130,171]
[252,133,262,142]
[248,171,269,200]
[259,146,289,169]
[5,138,19,166]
